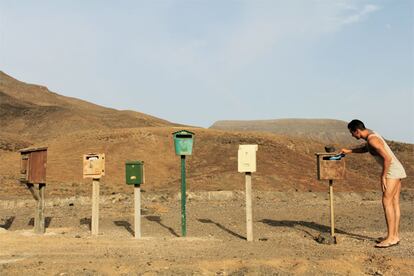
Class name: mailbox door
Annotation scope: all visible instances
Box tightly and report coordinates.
[20,153,29,183]
[83,154,105,179]
[238,145,258,173]
[125,162,144,185]
[28,150,47,183]
[317,157,346,180]
[174,136,193,155]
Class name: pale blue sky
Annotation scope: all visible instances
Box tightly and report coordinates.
[1,0,413,142]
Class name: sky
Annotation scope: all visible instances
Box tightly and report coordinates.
[0,0,413,143]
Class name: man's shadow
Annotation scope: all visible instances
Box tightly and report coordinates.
[260,219,375,242]
[198,218,246,240]
[146,216,179,237]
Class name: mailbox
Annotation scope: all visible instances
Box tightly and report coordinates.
[238,145,258,173]
[83,153,105,179]
[125,161,145,185]
[19,147,48,184]
[172,130,195,156]
[315,153,346,180]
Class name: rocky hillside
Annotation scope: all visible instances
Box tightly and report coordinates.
[0,72,412,198]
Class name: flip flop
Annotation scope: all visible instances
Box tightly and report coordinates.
[375,242,399,248]
[375,237,385,243]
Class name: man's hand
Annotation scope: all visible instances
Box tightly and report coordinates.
[340,148,352,154]
[382,176,387,192]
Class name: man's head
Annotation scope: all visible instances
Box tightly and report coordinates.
[348,119,366,139]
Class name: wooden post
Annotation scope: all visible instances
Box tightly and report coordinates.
[92,179,100,235]
[329,180,335,237]
[34,184,46,234]
[245,172,253,242]
[134,184,141,239]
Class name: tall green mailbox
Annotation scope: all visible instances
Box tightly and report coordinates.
[172,129,195,237]
[173,130,195,156]
[125,161,145,185]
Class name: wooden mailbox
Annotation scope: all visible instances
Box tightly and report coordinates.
[19,147,48,184]
[316,153,346,180]
[83,153,105,179]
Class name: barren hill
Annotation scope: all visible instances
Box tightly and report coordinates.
[0,72,412,198]
[210,119,358,145]
[0,71,176,141]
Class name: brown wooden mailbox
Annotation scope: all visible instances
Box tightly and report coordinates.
[83,153,105,179]
[19,147,48,184]
[315,153,346,180]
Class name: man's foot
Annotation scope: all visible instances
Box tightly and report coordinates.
[375,237,400,243]
[375,241,400,248]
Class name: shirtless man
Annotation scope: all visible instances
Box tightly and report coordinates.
[341,119,407,248]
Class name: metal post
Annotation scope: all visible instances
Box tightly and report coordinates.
[329,179,335,237]
[134,184,141,239]
[181,155,187,237]
[245,172,253,242]
[92,179,100,235]
[34,184,46,234]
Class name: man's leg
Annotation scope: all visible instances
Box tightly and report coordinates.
[378,178,400,246]
[392,179,402,241]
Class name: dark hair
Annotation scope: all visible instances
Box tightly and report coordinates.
[348,119,366,132]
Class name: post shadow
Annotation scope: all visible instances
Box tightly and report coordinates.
[260,219,375,242]
[198,218,246,240]
[28,217,52,228]
[80,217,91,230]
[146,216,179,237]
[114,220,135,237]
[0,216,15,230]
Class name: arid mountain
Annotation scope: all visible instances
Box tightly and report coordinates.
[0,71,176,141]
[0,72,412,198]
[210,119,359,145]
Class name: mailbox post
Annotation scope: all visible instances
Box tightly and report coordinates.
[83,153,105,236]
[172,130,195,237]
[125,161,145,239]
[19,147,48,234]
[315,152,346,241]
[238,144,258,242]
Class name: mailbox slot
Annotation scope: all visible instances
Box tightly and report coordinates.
[83,153,105,179]
[316,153,346,180]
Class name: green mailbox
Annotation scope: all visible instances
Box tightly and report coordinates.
[173,130,195,156]
[125,161,145,185]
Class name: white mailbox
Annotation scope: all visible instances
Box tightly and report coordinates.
[238,145,258,173]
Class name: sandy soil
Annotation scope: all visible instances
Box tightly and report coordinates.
[1,190,414,275]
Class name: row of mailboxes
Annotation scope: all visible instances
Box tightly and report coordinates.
[19,147,48,184]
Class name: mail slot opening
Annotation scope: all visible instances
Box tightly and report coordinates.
[176,134,192,139]
[87,155,100,160]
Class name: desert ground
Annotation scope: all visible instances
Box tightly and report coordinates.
[1,189,414,275]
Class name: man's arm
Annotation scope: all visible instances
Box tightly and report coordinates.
[341,143,368,154]
[367,136,392,191]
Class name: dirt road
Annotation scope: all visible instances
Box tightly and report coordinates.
[1,191,414,275]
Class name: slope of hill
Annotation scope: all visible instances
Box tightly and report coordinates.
[210,119,357,145]
[0,72,412,198]
[0,71,176,141]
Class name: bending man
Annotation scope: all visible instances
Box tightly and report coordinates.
[341,119,406,248]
